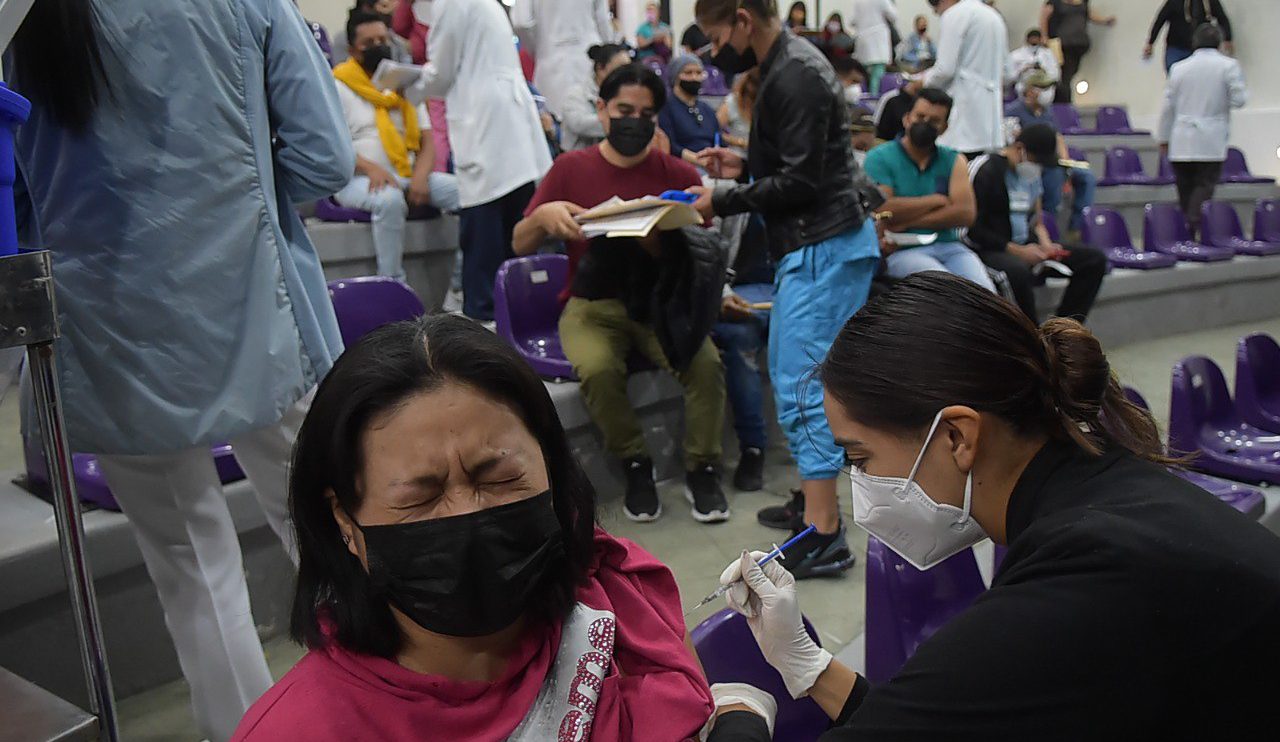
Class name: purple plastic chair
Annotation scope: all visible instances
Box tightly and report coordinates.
[1099,147,1161,186]
[1168,356,1280,485]
[1080,206,1177,270]
[1142,203,1235,262]
[1236,333,1280,434]
[693,609,830,741]
[327,276,426,348]
[1067,145,1087,164]
[864,536,986,683]
[702,65,730,96]
[314,196,372,223]
[308,21,334,67]
[1041,210,1060,241]
[493,254,576,380]
[879,72,904,94]
[1254,199,1280,243]
[1051,104,1089,135]
[1200,201,1280,256]
[1094,106,1149,135]
[1155,153,1177,185]
[1220,148,1276,185]
[1123,386,1265,516]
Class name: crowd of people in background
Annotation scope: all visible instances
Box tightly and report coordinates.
[8,0,1259,739]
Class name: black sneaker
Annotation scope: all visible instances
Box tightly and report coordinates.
[685,465,730,523]
[622,457,661,522]
[756,488,804,531]
[732,447,765,492]
[779,522,856,579]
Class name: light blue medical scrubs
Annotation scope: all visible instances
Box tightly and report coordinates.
[768,219,880,480]
[9,0,355,455]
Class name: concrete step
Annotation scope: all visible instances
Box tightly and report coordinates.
[1091,181,1279,246]
[306,215,460,312]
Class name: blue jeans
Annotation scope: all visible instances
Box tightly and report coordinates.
[1164,46,1193,73]
[711,283,773,452]
[884,241,996,291]
[770,222,879,480]
[334,172,460,280]
[1042,165,1096,233]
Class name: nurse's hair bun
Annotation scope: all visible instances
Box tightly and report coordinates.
[1038,318,1167,461]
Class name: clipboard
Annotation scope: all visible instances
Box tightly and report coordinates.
[371,60,422,91]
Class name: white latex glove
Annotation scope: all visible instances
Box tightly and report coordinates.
[698,682,779,740]
[719,550,833,699]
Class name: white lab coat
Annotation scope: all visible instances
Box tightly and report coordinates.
[925,0,1008,153]
[850,0,899,66]
[1006,44,1061,84]
[407,0,551,209]
[510,0,614,118]
[1157,48,1248,162]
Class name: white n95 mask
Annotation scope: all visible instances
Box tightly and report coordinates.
[849,410,987,571]
[1037,87,1056,109]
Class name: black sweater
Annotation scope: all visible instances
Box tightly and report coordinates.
[818,441,1280,740]
[1149,0,1233,48]
[964,153,1022,254]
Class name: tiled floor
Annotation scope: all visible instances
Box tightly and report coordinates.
[12,316,1280,740]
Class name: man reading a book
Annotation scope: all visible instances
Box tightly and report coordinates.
[331,12,459,279]
[513,63,731,526]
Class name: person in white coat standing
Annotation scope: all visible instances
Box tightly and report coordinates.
[1156,23,1247,239]
[907,0,1008,158]
[849,0,898,96]
[407,0,552,322]
[510,0,615,119]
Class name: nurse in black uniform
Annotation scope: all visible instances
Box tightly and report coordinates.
[710,272,1280,741]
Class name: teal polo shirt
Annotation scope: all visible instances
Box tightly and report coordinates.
[863,138,961,244]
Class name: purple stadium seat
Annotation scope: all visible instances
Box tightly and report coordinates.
[1221,148,1276,185]
[1168,356,1280,485]
[642,56,665,77]
[879,72,904,94]
[1067,145,1087,164]
[1123,385,1265,516]
[1094,106,1149,135]
[1099,146,1162,186]
[1254,199,1280,243]
[864,536,986,683]
[1154,153,1178,185]
[693,609,830,742]
[493,254,576,380]
[327,276,426,348]
[1142,203,1234,262]
[1200,201,1280,256]
[1041,210,1060,241]
[308,21,334,67]
[702,65,730,96]
[1080,206,1177,270]
[1236,333,1280,434]
[1051,104,1089,135]
[314,197,372,223]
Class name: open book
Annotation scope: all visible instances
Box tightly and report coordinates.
[575,196,703,239]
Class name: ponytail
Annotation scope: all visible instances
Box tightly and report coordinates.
[821,273,1173,465]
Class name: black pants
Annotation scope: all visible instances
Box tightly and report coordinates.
[1055,44,1090,103]
[457,181,536,321]
[1171,160,1223,238]
[980,244,1108,322]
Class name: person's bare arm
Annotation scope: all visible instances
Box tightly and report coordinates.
[808,659,860,720]
[901,155,977,230]
[512,201,585,255]
[1056,134,1070,161]
[879,186,950,229]
[1039,4,1053,38]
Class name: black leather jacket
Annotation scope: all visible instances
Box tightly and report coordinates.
[711,31,871,260]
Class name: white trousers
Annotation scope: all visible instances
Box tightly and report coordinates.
[97,396,308,742]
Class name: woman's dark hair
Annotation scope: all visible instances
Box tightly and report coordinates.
[10,0,110,133]
[826,12,844,27]
[587,42,632,71]
[819,272,1171,464]
[787,2,807,21]
[696,0,779,25]
[290,315,598,657]
[599,62,667,110]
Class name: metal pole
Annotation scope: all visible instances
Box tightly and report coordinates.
[1,249,120,741]
[28,341,120,741]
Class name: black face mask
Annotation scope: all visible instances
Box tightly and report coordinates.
[678,79,704,97]
[361,44,393,75]
[358,490,565,637]
[907,121,940,150]
[710,43,758,75]
[606,116,656,157]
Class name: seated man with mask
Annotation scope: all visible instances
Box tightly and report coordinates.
[512,63,730,526]
[863,88,993,290]
[332,11,460,279]
[1004,70,1097,236]
[967,123,1108,323]
[232,315,774,740]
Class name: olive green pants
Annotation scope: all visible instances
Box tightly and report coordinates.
[559,298,724,468]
